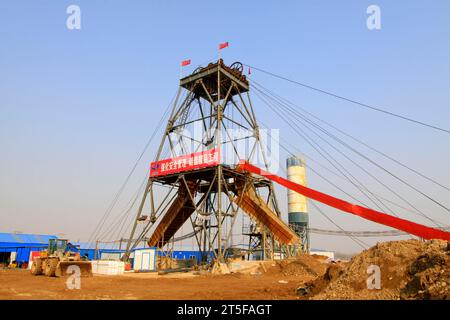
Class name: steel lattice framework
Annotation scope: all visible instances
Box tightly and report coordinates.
[122,60,300,265]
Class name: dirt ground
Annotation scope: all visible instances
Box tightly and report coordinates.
[0,257,325,300]
[1,239,448,300]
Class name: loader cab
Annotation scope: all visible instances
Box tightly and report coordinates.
[48,239,68,255]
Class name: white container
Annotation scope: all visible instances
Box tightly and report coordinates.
[133,248,156,271]
[100,252,121,261]
[91,260,125,275]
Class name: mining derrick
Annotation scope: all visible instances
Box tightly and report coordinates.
[123,60,300,264]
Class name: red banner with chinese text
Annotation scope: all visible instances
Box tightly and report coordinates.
[150,148,220,177]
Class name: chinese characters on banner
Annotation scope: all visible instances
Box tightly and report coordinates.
[150,148,220,177]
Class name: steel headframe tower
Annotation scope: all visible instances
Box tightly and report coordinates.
[122,60,299,264]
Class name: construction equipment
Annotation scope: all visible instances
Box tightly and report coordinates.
[30,239,92,277]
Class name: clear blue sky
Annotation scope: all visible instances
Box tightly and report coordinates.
[1,1,449,253]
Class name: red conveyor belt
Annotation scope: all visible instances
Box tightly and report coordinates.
[238,161,450,241]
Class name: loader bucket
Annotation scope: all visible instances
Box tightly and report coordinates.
[56,261,93,277]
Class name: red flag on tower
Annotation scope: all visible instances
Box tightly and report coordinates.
[181,59,191,67]
[219,42,229,50]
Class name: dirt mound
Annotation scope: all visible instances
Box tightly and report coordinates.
[264,255,328,278]
[297,261,347,297]
[400,244,450,299]
[305,239,449,300]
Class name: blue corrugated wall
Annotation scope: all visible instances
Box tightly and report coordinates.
[0,245,47,264]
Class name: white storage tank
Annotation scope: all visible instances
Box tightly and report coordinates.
[287,156,309,252]
[133,248,156,272]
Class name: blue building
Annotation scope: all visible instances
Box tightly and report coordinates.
[0,232,211,266]
[0,233,57,265]
[76,247,207,262]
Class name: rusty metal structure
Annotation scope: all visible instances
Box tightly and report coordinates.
[122,60,300,264]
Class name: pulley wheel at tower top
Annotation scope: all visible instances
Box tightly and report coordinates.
[230,62,243,73]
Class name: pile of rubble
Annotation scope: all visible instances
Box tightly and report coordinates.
[299,239,449,300]
[265,254,328,279]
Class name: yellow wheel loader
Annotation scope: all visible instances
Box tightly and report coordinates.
[31,239,92,277]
